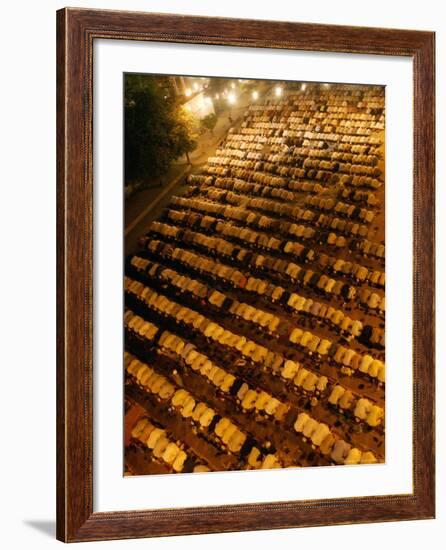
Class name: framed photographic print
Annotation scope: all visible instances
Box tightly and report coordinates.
[56,7,435,542]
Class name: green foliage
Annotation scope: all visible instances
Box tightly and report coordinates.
[207,78,232,94]
[206,78,233,113]
[200,113,218,133]
[125,74,197,182]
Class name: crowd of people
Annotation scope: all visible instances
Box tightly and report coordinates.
[124,82,385,475]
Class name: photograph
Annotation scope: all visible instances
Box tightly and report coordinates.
[52,6,435,542]
[123,74,386,476]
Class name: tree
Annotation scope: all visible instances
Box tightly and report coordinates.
[125,74,197,183]
[200,113,217,135]
[206,78,233,113]
[176,106,200,164]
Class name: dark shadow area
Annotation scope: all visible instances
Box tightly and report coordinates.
[23,520,56,538]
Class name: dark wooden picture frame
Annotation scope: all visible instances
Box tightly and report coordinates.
[57,7,435,542]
